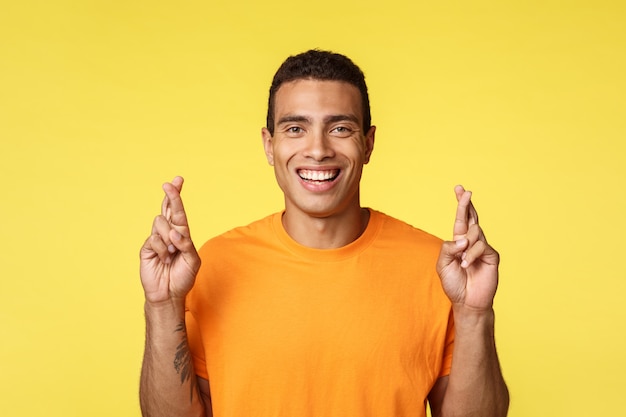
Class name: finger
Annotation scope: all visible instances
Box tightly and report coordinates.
[171,176,184,192]
[161,177,184,221]
[169,227,196,254]
[460,240,499,269]
[453,186,472,238]
[161,194,170,221]
[465,212,488,246]
[142,233,172,264]
[169,228,201,271]
[454,184,465,202]
[468,200,479,226]
[459,185,479,226]
[437,238,468,269]
[162,180,190,230]
[460,224,488,264]
[464,223,486,246]
[152,215,178,254]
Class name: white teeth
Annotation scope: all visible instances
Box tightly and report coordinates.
[299,169,338,181]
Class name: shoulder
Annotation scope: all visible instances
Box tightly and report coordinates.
[190,212,285,299]
[197,212,280,257]
[370,209,443,248]
[365,209,444,266]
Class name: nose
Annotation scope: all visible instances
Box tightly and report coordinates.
[304,130,335,161]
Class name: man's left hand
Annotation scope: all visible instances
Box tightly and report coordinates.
[436,185,500,311]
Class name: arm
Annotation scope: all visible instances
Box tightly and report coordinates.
[139,177,211,417]
[429,186,509,417]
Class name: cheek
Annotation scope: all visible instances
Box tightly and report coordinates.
[343,141,369,162]
[272,142,300,165]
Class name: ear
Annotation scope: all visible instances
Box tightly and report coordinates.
[363,125,376,164]
[261,127,274,166]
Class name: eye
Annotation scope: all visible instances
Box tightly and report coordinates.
[331,126,353,137]
[283,126,305,137]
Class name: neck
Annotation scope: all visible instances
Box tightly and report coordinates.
[281,206,370,249]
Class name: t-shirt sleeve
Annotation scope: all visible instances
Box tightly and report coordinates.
[438,310,455,378]
[185,307,209,380]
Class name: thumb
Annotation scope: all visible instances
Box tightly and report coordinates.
[169,228,200,267]
[436,238,467,273]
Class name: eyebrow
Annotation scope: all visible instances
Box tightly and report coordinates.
[276,114,360,126]
[324,114,360,125]
[276,115,311,126]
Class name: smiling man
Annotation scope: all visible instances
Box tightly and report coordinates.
[139,50,509,417]
[262,78,374,249]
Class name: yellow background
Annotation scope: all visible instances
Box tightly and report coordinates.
[1,1,624,416]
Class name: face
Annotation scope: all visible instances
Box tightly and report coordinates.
[262,79,376,220]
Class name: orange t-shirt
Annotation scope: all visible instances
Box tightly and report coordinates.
[186,209,454,417]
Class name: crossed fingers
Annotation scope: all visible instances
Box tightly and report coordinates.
[452,185,492,268]
[148,177,189,264]
[453,185,479,238]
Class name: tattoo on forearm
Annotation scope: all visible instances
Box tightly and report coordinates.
[173,321,197,403]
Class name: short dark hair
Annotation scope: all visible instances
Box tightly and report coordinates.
[266,49,371,135]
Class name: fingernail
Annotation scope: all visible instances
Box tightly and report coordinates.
[172,231,182,241]
[168,244,176,253]
[461,259,469,268]
[456,238,467,247]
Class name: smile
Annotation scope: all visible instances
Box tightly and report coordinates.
[298,169,339,182]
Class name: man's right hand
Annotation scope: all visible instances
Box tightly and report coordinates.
[140,176,201,304]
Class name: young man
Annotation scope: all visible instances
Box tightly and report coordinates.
[139,50,509,417]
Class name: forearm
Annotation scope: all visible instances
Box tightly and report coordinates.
[140,299,206,417]
[441,306,509,417]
